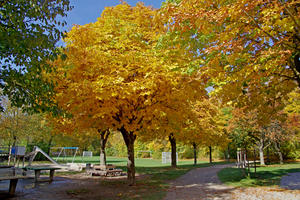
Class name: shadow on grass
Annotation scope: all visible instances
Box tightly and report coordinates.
[218,163,300,187]
[6,160,232,200]
[120,161,230,179]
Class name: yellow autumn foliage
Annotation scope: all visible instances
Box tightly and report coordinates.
[48,3,204,136]
[163,0,299,120]
[46,3,206,184]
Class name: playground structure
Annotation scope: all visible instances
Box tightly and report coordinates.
[50,147,80,163]
[0,145,85,171]
[236,148,247,168]
[0,146,26,167]
[82,151,93,157]
[26,146,59,166]
[236,148,258,176]
[25,146,86,171]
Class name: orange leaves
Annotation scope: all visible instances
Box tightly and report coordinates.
[178,97,229,147]
[163,0,299,113]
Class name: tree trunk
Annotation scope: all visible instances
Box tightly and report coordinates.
[209,146,212,164]
[227,145,230,162]
[99,129,110,166]
[294,53,300,87]
[47,136,53,155]
[8,136,17,166]
[169,133,177,168]
[266,147,270,165]
[193,142,197,166]
[258,138,265,165]
[119,127,136,186]
[274,141,283,164]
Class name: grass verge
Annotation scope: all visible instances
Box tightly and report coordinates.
[218,162,300,187]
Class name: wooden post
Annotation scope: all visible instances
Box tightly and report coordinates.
[237,149,240,168]
[34,170,41,182]
[50,169,55,182]
[245,150,250,176]
[253,148,257,176]
[8,146,12,166]
[243,150,246,168]
[241,150,246,176]
[8,179,18,195]
[12,136,16,167]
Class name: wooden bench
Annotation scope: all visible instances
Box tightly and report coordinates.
[0,165,14,169]
[0,176,28,195]
[89,169,123,176]
[105,169,123,176]
[22,166,60,182]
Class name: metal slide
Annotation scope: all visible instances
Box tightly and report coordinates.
[28,146,61,166]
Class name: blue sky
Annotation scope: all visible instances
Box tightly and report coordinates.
[64,0,166,31]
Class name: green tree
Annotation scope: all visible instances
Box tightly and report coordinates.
[0,97,54,155]
[0,0,72,112]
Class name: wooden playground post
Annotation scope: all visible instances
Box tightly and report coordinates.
[253,148,257,176]
[237,149,240,168]
[245,149,250,177]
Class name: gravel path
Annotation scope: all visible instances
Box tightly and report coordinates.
[280,172,300,190]
[164,164,234,200]
[164,164,300,200]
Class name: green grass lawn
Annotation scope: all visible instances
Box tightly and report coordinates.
[218,162,300,187]
[56,155,218,176]
[56,155,209,167]
[2,155,199,167]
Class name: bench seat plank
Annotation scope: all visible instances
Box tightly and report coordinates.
[0,176,27,181]
[22,167,60,182]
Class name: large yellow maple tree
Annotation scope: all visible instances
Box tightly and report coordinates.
[48,3,203,185]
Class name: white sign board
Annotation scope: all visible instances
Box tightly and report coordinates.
[82,151,93,157]
[162,152,178,164]
[12,146,26,156]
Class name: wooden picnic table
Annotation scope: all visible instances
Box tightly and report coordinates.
[89,164,123,177]
[93,164,116,170]
[0,176,28,195]
[23,166,61,182]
